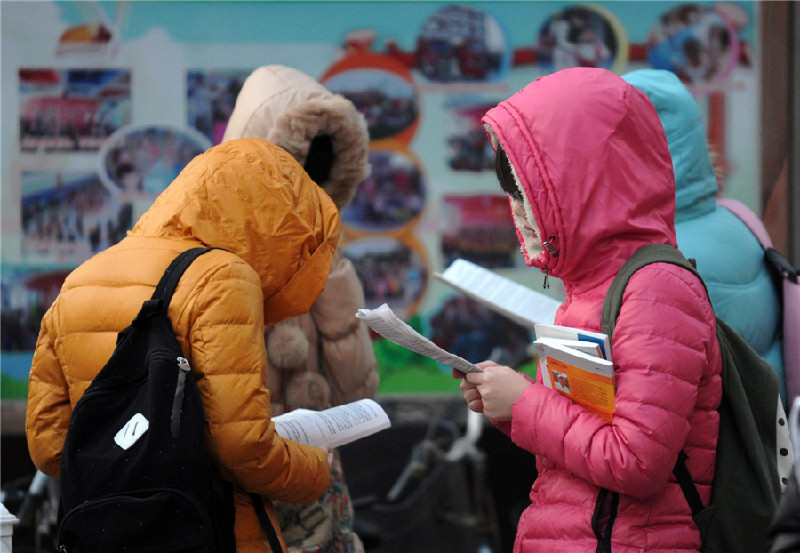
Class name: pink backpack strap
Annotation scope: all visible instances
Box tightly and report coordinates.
[717,197,774,249]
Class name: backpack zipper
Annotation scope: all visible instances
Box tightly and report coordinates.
[171,357,191,438]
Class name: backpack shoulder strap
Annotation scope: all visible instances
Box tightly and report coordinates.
[601,243,712,516]
[151,247,217,307]
[601,243,703,343]
[717,197,774,249]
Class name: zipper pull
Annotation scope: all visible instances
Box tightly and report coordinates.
[543,236,559,257]
[543,266,550,289]
[171,357,190,438]
[177,357,191,372]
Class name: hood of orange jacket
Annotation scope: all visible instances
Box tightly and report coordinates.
[131,137,341,325]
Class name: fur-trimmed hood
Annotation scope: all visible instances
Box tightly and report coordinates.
[223,65,370,210]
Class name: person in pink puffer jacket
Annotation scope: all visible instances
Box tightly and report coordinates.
[454,67,723,552]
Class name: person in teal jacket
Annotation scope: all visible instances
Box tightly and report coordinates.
[623,68,785,406]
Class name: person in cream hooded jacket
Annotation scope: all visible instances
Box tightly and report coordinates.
[223,65,378,552]
[456,68,722,552]
[26,138,339,553]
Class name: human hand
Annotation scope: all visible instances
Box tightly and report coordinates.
[464,361,532,421]
[458,369,484,414]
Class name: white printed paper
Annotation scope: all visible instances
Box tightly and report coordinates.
[435,259,561,328]
[273,398,391,449]
[355,303,482,373]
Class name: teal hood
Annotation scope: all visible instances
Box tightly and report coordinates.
[623,69,718,222]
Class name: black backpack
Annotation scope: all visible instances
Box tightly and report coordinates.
[57,247,283,553]
[599,243,783,553]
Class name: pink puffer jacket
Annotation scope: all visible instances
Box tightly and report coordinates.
[483,68,722,552]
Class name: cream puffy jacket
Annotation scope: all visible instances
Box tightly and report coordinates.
[26,139,340,553]
[224,65,378,413]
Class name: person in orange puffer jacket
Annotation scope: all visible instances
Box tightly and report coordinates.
[26,138,339,553]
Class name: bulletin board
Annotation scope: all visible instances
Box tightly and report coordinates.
[0,1,760,397]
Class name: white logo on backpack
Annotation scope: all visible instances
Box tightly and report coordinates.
[114,413,149,450]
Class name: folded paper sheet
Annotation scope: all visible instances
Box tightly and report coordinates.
[356,303,482,373]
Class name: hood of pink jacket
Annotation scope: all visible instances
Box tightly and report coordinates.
[482,67,677,291]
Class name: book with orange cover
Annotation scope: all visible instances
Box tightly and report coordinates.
[533,335,615,422]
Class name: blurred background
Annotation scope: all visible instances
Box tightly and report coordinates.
[1,1,797,551]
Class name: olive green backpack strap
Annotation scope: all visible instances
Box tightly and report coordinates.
[601,243,702,344]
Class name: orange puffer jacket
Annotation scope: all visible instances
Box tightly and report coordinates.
[26,138,340,553]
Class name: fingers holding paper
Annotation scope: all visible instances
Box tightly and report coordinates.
[464,361,532,421]
[457,373,485,414]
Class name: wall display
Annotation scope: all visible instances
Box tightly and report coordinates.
[341,144,427,235]
[536,4,628,73]
[0,1,760,397]
[646,3,740,87]
[427,295,532,368]
[440,195,523,269]
[21,170,130,265]
[342,235,429,320]
[322,51,420,145]
[19,67,131,152]
[415,4,511,84]
[98,123,211,218]
[187,69,249,145]
[1,266,71,397]
[445,96,501,172]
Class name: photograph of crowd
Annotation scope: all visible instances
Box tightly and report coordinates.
[343,236,428,319]
[440,195,522,269]
[646,4,738,85]
[536,6,619,72]
[341,147,427,233]
[1,267,69,353]
[19,68,131,152]
[100,124,210,206]
[21,171,131,264]
[428,295,532,367]
[416,4,509,83]
[187,69,249,145]
[323,67,419,142]
[446,97,499,172]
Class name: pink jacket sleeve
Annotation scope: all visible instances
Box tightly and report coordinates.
[507,264,721,499]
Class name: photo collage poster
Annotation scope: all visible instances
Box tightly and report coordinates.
[1,1,759,396]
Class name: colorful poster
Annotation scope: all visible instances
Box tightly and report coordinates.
[440,195,523,269]
[341,145,427,234]
[536,4,628,73]
[19,68,131,152]
[187,69,249,145]
[1,266,71,398]
[21,170,130,265]
[416,4,511,83]
[0,0,761,396]
[98,124,211,218]
[342,235,429,319]
[445,96,501,172]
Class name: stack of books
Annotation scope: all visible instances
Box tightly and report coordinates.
[533,323,615,421]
